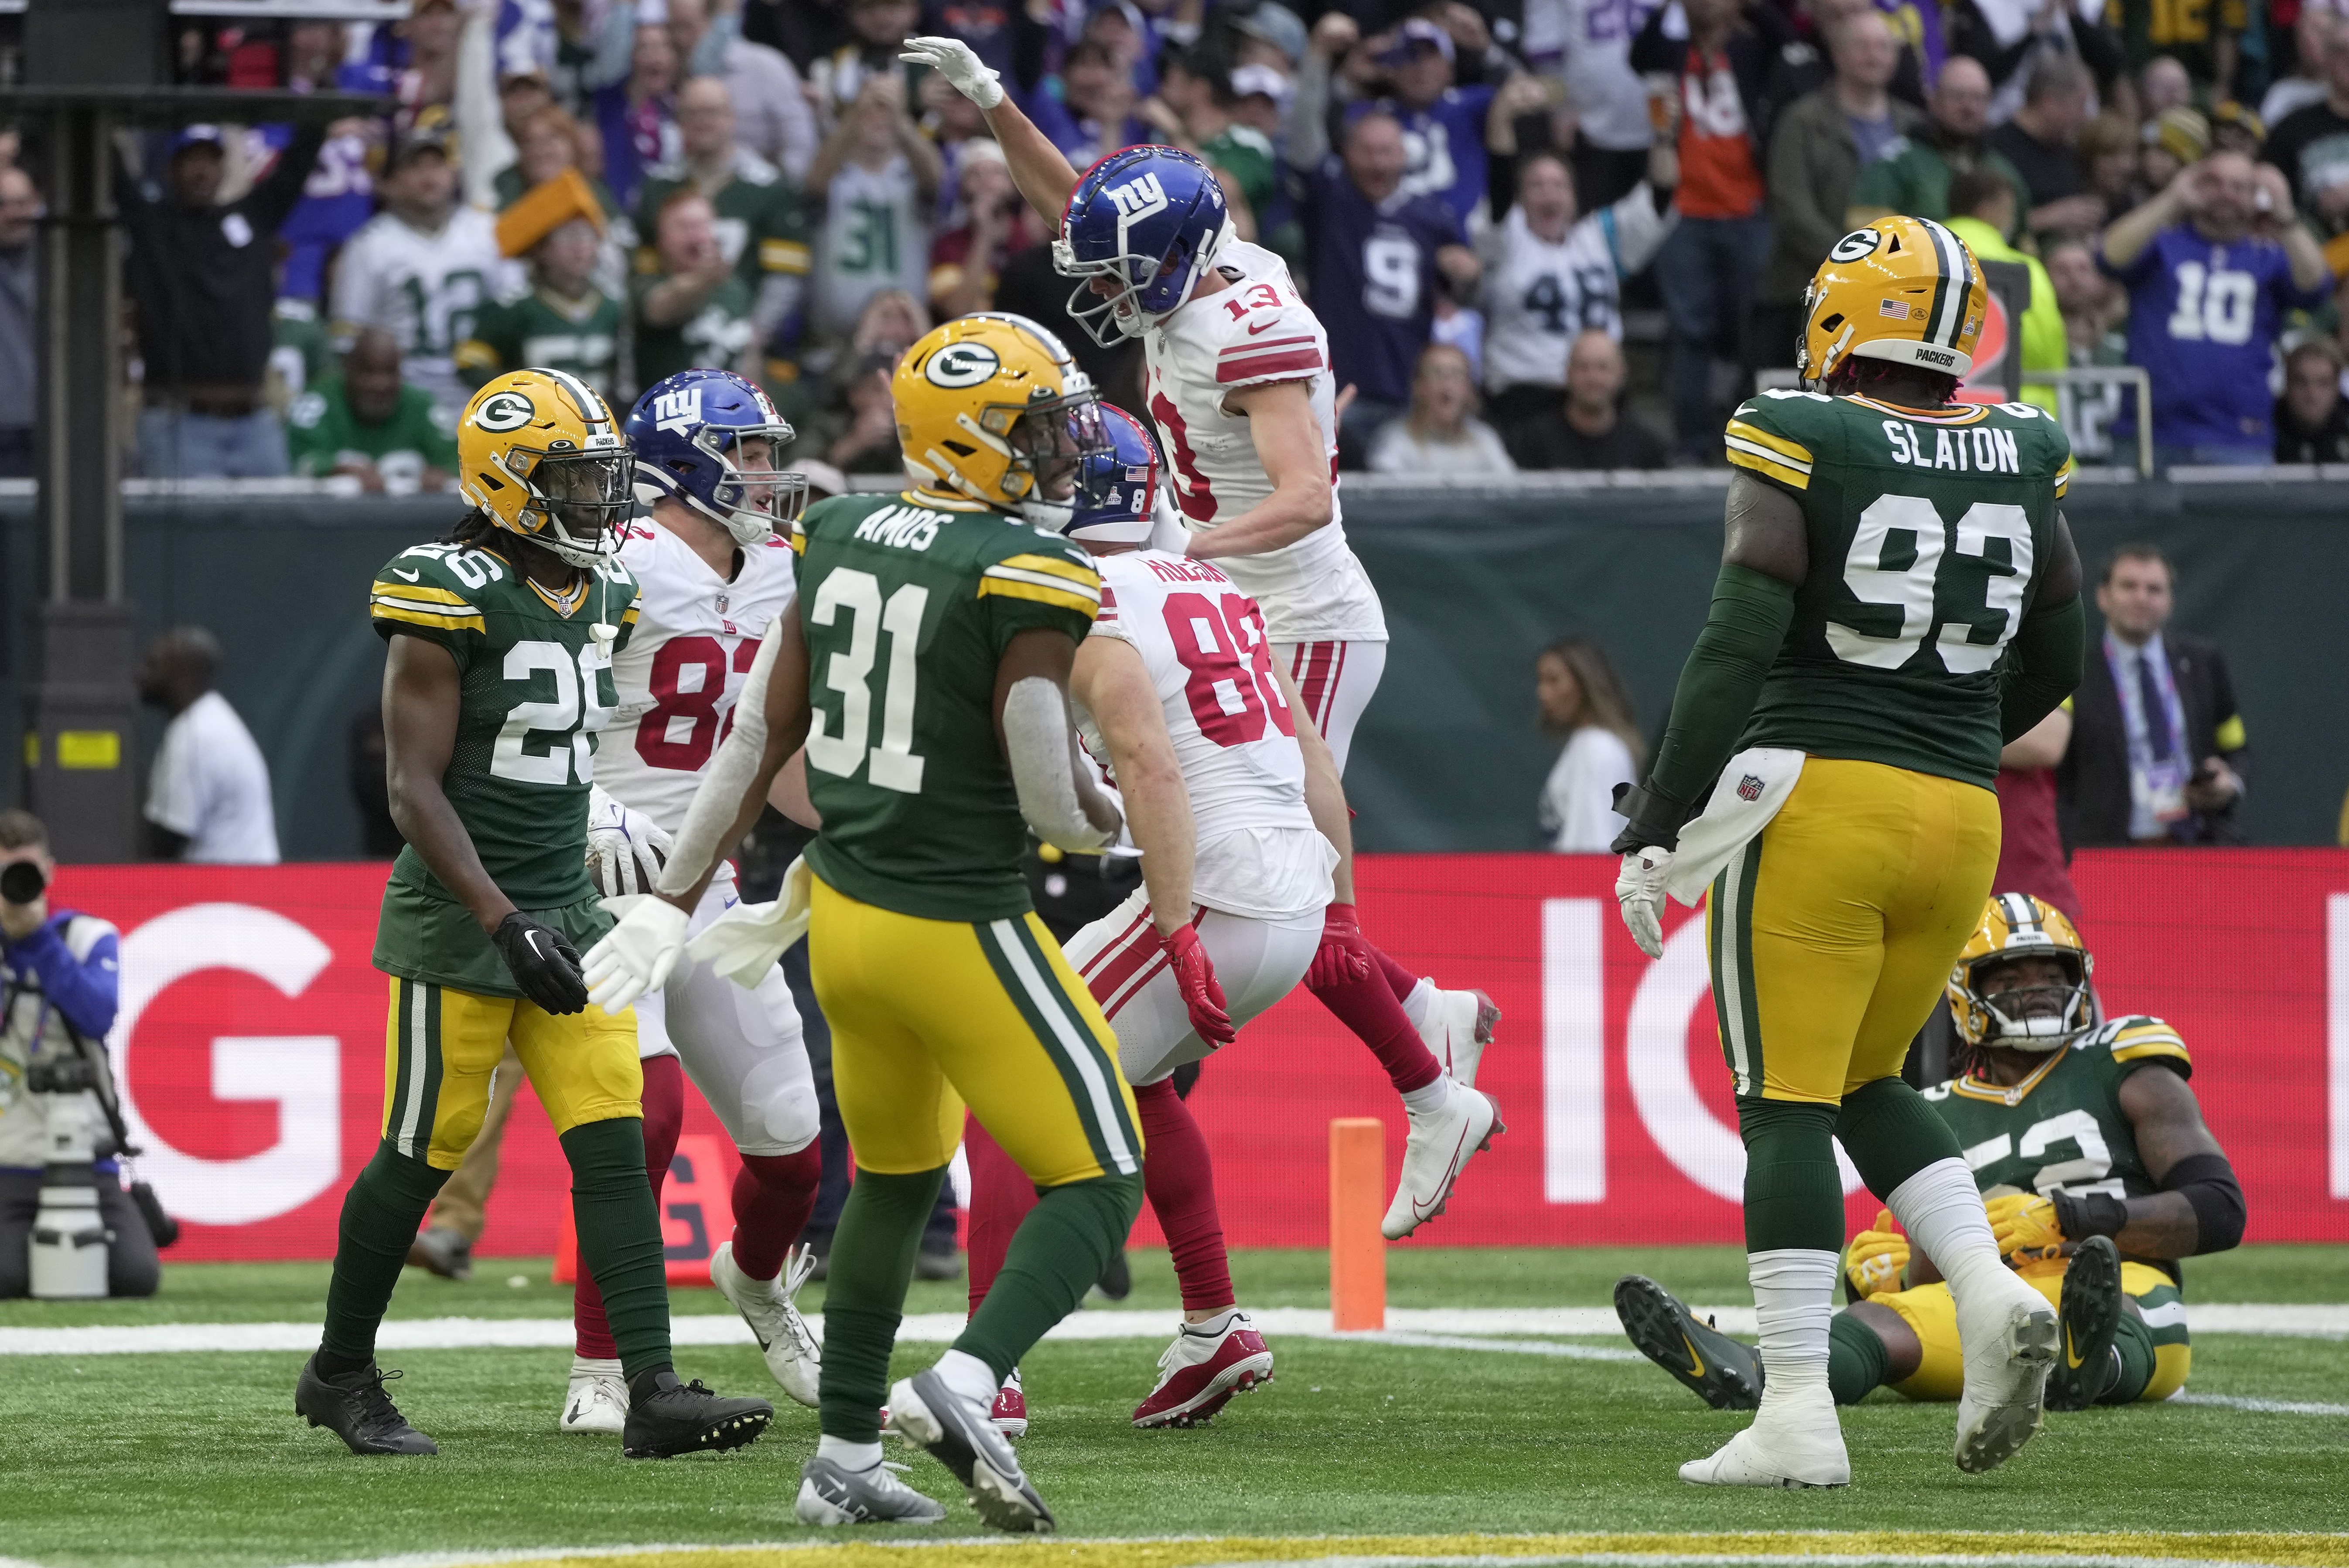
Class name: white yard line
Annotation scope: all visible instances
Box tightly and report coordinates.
[2168,1391,2349,1417]
[2,1303,2344,1357]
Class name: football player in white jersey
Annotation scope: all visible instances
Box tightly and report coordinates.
[903,35,1505,1241]
[557,368,826,1432]
[961,410,1502,1433]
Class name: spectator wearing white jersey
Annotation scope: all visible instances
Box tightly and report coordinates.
[138,627,279,866]
[330,128,512,418]
[1479,147,1679,431]
[1533,634,1642,852]
[1369,343,1516,474]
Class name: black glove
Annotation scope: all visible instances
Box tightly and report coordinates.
[492,912,589,1015]
[1609,781,1703,856]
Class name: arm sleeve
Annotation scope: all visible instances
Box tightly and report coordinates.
[1641,562,1799,810]
[2159,1150,2247,1254]
[9,918,120,1040]
[1998,592,2084,743]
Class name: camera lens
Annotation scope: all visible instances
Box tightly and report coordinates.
[0,860,44,905]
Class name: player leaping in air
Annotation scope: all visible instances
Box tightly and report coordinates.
[905,35,1500,1241]
[1609,218,2087,1486]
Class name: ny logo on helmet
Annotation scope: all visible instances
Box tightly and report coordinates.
[1106,172,1169,224]
[652,386,703,434]
[472,391,536,433]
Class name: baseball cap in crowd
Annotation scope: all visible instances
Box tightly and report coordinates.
[2210,100,2265,152]
[1232,0,1307,65]
[388,121,458,171]
[1381,17,1455,65]
[169,124,227,159]
[2146,105,2210,165]
[1230,63,1294,110]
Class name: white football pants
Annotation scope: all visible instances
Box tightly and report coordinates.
[1064,887,1324,1086]
[633,876,821,1157]
[1275,639,1387,775]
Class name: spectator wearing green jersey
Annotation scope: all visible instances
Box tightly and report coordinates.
[632,189,758,388]
[633,76,813,356]
[286,328,459,495]
[460,172,622,402]
[1846,56,2028,228]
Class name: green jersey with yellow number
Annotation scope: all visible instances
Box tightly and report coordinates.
[368,536,642,996]
[1724,391,2074,788]
[794,490,1101,922]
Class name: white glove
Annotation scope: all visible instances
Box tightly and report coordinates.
[686,856,815,989]
[582,894,691,1014]
[1615,845,1675,961]
[900,35,1005,109]
[585,786,677,899]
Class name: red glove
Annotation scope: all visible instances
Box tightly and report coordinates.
[1161,924,1235,1045]
[1307,901,1374,989]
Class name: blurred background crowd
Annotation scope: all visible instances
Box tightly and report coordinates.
[11,0,2349,490]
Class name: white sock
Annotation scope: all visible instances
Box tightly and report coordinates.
[1400,1073,1452,1115]
[1888,1158,2012,1306]
[933,1347,1001,1408]
[1748,1248,1837,1405]
[1403,978,1436,1031]
[817,1434,884,1469]
[1182,1306,1241,1337]
[570,1355,620,1376]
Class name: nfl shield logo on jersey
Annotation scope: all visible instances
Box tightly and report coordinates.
[1737,774,1763,802]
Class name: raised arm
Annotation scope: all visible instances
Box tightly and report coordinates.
[901,37,1082,224]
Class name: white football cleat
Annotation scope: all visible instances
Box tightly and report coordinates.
[1418,986,1500,1088]
[710,1240,822,1409]
[1132,1308,1274,1428]
[1382,1083,1501,1240]
[1679,1386,1849,1488]
[559,1355,628,1434]
[1953,1278,2059,1473]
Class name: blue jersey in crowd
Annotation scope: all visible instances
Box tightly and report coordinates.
[1304,162,1468,405]
[1369,86,1497,225]
[2103,224,2328,454]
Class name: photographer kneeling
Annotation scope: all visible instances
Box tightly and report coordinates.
[0,809,159,1298]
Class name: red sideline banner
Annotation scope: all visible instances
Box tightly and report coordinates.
[56,853,2349,1261]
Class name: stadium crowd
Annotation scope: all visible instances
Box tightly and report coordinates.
[7,0,2349,483]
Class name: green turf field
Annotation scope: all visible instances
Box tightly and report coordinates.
[3,1246,2345,1568]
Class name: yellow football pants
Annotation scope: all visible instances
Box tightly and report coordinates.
[1880,1261,2192,1403]
[808,876,1141,1186]
[379,977,642,1170]
[1708,757,2002,1102]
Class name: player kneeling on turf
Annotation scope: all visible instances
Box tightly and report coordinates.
[1619,894,2243,1417]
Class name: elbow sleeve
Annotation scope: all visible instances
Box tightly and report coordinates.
[1999,592,2084,743]
[2161,1151,2247,1255]
[1004,677,1111,852]
[1641,563,1798,815]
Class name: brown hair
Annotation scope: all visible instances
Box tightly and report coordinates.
[2101,543,2174,587]
[1537,636,1644,767]
[516,104,604,181]
[0,810,46,851]
[2076,112,2135,165]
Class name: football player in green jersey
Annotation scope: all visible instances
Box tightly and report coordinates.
[1619,893,2244,1415]
[1610,217,2090,1486]
[296,368,774,1460]
[589,313,1148,1531]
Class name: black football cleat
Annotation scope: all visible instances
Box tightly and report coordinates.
[295,1354,439,1455]
[2047,1235,2125,1412]
[620,1370,773,1459]
[889,1367,1055,1533]
[1615,1274,1765,1411]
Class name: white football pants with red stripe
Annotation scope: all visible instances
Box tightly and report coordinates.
[1276,639,1387,774]
[1063,888,1323,1086]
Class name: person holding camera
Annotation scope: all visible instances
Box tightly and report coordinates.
[0,809,160,1299]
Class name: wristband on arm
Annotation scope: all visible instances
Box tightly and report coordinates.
[1999,592,2084,743]
[2050,1188,2128,1242]
[1610,562,1796,853]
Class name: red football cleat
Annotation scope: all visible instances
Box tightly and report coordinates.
[1132,1309,1274,1428]
[990,1367,1028,1438]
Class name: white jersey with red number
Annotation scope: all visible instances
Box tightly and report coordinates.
[1075,549,1335,921]
[1145,241,1387,646]
[600,518,798,838]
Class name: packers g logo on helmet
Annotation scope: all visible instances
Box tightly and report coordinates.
[1946,893,2096,1057]
[1797,215,1985,387]
[456,368,634,569]
[893,313,1113,529]
[925,342,1002,389]
[470,390,537,433]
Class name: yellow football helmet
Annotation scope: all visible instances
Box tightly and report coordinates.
[893,312,1110,528]
[1796,216,1986,388]
[1947,893,2096,1055]
[456,368,632,568]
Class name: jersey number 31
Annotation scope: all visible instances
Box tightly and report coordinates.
[807,568,930,794]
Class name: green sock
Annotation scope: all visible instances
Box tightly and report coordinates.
[319,1140,451,1373]
[957,1170,1143,1382]
[2100,1312,2157,1404]
[819,1166,944,1442]
[560,1117,672,1384]
[1737,1099,1844,1254]
[1827,1310,1891,1404]
[1835,1077,1964,1196]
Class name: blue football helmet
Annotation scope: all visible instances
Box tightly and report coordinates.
[624,368,806,545]
[1055,146,1233,347]
[1062,405,1162,545]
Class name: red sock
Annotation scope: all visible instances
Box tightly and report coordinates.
[1310,957,1443,1095]
[1370,942,1423,1006]
[1135,1078,1233,1313]
[576,1054,685,1360]
[963,1115,1038,1319]
[728,1144,821,1282]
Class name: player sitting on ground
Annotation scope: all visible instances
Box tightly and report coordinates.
[1620,893,2244,1415]
[905,35,1501,1242]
